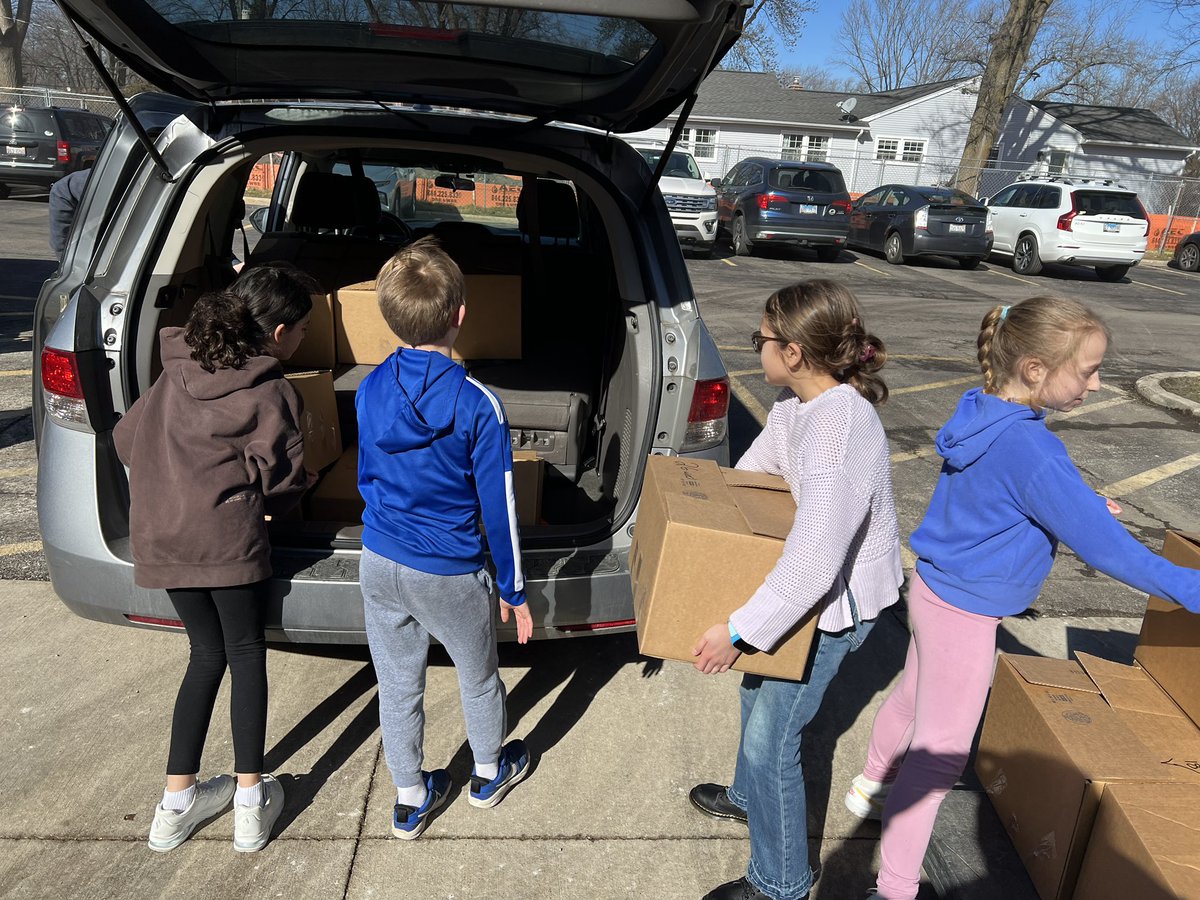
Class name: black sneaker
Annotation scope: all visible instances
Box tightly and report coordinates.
[702,877,772,900]
[689,783,748,825]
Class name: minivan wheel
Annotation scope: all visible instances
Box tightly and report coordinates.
[1012,235,1043,276]
[1177,243,1199,272]
[884,232,905,265]
[1096,265,1130,283]
[959,256,982,270]
[731,216,752,256]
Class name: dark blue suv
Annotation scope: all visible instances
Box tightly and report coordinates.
[712,157,851,261]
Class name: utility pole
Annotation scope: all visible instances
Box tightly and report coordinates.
[956,0,1055,198]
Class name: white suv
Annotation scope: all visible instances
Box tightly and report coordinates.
[633,145,718,255]
[985,177,1149,281]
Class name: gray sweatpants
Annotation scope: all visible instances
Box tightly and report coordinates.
[361,547,506,790]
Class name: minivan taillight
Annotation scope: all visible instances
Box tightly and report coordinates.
[757,193,785,210]
[41,347,88,425]
[56,140,70,163]
[683,377,729,450]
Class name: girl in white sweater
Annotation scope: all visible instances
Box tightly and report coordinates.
[691,279,903,900]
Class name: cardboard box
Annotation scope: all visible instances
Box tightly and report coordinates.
[629,455,818,679]
[976,653,1200,900]
[1074,782,1200,900]
[511,450,544,527]
[333,275,522,365]
[284,370,342,473]
[308,447,363,522]
[285,292,336,369]
[1136,531,1200,730]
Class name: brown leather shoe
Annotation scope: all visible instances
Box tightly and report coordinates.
[689,782,748,825]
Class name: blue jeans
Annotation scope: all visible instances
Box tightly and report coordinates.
[726,600,875,900]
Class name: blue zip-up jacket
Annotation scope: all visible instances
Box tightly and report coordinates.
[911,388,1200,617]
[356,348,525,606]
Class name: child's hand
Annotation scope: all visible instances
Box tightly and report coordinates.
[692,623,741,674]
[500,598,534,644]
[1101,495,1122,516]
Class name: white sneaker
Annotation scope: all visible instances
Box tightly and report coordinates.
[233,775,285,852]
[147,774,236,852]
[844,774,892,821]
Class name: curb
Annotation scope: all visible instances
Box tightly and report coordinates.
[1135,371,1200,417]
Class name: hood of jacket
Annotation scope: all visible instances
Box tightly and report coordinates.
[376,349,467,453]
[159,326,282,401]
[935,387,1045,471]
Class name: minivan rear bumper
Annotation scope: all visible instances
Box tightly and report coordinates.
[750,223,849,246]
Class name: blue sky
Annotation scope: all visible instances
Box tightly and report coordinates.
[779,0,1180,83]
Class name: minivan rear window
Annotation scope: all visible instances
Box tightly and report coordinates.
[769,167,844,194]
[148,0,656,73]
[1073,190,1145,219]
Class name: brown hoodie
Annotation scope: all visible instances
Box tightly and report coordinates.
[113,327,308,589]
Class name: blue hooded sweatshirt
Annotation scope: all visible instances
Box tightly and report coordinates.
[356,348,525,606]
[911,388,1200,617]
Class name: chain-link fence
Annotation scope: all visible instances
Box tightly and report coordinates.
[0,86,121,118]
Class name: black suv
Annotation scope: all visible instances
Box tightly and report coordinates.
[0,106,113,197]
[712,157,852,260]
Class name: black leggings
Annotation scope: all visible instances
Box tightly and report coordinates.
[166,583,268,775]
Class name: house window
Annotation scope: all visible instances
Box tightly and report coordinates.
[1048,149,1070,175]
[782,134,829,163]
[681,127,717,159]
[985,144,1001,169]
[901,140,925,163]
[876,138,899,160]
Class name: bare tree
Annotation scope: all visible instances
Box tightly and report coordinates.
[0,0,32,85]
[956,0,1055,197]
[724,0,818,72]
[835,0,978,91]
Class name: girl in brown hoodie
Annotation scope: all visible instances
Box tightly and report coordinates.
[114,265,316,854]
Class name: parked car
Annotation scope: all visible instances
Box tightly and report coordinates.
[35,0,745,643]
[847,184,992,269]
[712,157,851,260]
[0,106,113,197]
[633,145,717,255]
[1172,232,1200,272]
[984,177,1149,281]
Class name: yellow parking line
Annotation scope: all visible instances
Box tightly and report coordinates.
[987,268,1039,286]
[0,540,42,558]
[892,445,940,464]
[0,466,37,478]
[731,379,769,426]
[721,258,737,267]
[1056,397,1131,420]
[853,259,892,277]
[0,370,32,377]
[726,368,762,378]
[1130,279,1186,297]
[1102,452,1200,498]
[891,375,979,396]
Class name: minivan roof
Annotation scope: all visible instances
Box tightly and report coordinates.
[54,0,748,133]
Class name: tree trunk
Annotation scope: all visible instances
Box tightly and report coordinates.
[0,0,33,87]
[956,0,1055,197]
[0,44,19,86]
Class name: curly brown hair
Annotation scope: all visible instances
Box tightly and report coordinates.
[763,279,889,405]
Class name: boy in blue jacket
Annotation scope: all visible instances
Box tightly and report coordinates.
[357,237,533,840]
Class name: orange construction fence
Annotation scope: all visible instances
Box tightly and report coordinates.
[1147,214,1200,253]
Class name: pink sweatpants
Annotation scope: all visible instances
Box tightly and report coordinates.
[864,571,1001,900]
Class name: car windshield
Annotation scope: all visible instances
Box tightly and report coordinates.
[769,167,844,193]
[146,0,655,75]
[1073,190,1145,218]
[636,149,702,179]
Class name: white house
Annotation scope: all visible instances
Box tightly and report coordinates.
[626,71,1199,207]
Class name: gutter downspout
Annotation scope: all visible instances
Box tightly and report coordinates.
[849,127,866,193]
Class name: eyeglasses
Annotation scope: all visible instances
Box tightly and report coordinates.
[751,332,792,353]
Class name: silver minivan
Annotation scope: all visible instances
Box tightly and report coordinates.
[35,0,743,644]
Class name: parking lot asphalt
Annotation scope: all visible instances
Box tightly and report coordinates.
[1,193,1198,898]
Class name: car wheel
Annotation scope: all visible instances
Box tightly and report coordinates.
[816,245,840,263]
[958,257,982,270]
[1012,234,1043,276]
[731,216,752,257]
[1096,265,1130,283]
[884,232,905,265]
[1179,242,1200,272]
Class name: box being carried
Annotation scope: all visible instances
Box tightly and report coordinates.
[284,370,342,472]
[1136,531,1200,729]
[630,455,818,680]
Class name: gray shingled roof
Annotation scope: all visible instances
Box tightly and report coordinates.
[685,70,970,126]
[1030,101,1196,149]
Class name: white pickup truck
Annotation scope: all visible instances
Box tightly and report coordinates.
[634,146,718,256]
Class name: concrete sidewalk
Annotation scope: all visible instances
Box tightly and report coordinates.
[0,580,1143,899]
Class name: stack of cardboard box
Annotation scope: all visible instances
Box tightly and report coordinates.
[977,532,1200,899]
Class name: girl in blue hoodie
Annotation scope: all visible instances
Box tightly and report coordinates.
[844,295,1200,900]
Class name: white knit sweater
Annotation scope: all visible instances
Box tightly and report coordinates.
[728,384,903,650]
